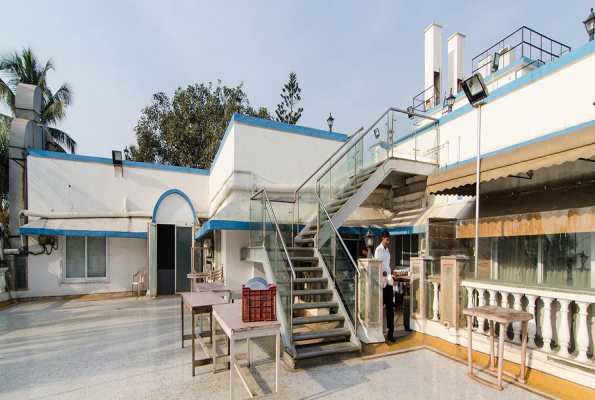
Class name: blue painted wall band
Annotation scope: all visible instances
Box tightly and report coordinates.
[19,227,147,239]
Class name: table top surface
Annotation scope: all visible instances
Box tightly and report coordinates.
[181,291,229,309]
[195,282,230,292]
[462,306,533,323]
[212,303,280,332]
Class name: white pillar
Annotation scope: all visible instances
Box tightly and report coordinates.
[525,294,538,349]
[512,293,524,345]
[431,282,440,321]
[477,288,487,334]
[557,299,572,358]
[575,301,591,363]
[540,297,554,353]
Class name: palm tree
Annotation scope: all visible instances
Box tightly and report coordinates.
[0,47,76,153]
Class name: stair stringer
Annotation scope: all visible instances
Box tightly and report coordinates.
[312,247,361,350]
[241,246,296,357]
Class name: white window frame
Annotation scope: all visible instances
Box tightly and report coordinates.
[62,236,109,283]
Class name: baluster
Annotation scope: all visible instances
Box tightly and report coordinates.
[512,293,524,345]
[431,282,440,321]
[575,301,591,363]
[488,290,498,306]
[476,288,487,334]
[525,294,538,349]
[557,299,571,358]
[500,291,510,341]
[540,297,554,352]
[465,286,475,330]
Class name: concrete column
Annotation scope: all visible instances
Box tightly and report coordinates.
[424,23,442,108]
[447,32,465,95]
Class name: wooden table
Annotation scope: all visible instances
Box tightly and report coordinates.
[181,291,230,376]
[463,306,533,391]
[196,282,231,302]
[212,303,281,400]
[188,272,210,292]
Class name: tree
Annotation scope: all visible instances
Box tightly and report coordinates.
[275,72,303,125]
[129,81,271,169]
[0,47,76,153]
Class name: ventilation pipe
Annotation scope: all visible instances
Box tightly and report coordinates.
[424,23,442,110]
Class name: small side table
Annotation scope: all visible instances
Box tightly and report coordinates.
[212,303,281,400]
[181,291,230,376]
[196,282,231,302]
[463,306,533,391]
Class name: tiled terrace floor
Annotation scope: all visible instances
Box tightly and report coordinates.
[0,297,553,399]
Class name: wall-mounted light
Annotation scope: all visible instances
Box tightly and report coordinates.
[460,73,489,107]
[374,128,380,139]
[112,150,123,177]
[584,8,595,42]
[327,113,334,132]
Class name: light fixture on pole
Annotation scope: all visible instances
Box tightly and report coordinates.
[124,146,130,161]
[491,52,501,73]
[327,113,334,132]
[585,8,595,42]
[460,73,490,278]
[445,89,456,113]
[407,106,415,120]
[365,226,374,258]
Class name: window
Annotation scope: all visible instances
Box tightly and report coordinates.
[64,236,108,281]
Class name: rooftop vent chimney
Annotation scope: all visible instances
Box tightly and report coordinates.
[447,32,466,95]
[424,23,442,109]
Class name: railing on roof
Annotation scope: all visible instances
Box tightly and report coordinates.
[412,85,440,114]
[471,26,571,76]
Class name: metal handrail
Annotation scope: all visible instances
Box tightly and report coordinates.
[315,190,360,277]
[252,188,297,280]
[293,126,364,200]
[315,107,438,186]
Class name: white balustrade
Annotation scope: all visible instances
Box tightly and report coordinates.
[461,281,595,366]
[431,282,440,321]
[476,288,487,334]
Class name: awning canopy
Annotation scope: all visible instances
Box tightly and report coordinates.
[19,218,151,238]
[426,123,595,195]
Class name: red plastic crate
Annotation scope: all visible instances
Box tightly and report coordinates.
[242,284,277,322]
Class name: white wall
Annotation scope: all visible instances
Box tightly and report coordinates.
[18,236,147,298]
[209,126,235,203]
[27,157,210,216]
[220,230,252,295]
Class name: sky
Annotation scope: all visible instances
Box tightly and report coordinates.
[2,0,593,158]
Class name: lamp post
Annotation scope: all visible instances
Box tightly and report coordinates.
[124,146,130,161]
[235,95,242,114]
[585,8,595,42]
[327,113,334,132]
[460,73,489,278]
[365,226,374,258]
[445,89,456,113]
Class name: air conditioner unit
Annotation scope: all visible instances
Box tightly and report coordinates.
[500,45,511,55]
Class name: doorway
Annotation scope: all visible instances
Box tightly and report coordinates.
[155,224,192,295]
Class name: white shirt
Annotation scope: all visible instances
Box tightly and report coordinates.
[375,243,392,287]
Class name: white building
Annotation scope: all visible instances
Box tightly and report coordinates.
[2,21,595,388]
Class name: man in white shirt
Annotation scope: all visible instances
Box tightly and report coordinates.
[375,230,395,342]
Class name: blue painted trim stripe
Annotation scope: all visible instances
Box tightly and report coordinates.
[152,189,198,224]
[439,118,595,171]
[19,227,147,239]
[337,225,426,236]
[209,114,348,172]
[194,219,250,240]
[27,149,210,175]
[436,40,595,128]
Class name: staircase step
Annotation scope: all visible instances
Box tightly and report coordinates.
[283,256,318,262]
[294,238,315,244]
[293,328,351,341]
[294,341,359,360]
[289,267,323,273]
[293,314,344,325]
[293,289,333,297]
[336,189,357,199]
[301,229,318,237]
[292,301,338,310]
[294,277,327,284]
[285,247,315,251]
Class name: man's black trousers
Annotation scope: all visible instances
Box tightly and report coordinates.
[383,285,394,337]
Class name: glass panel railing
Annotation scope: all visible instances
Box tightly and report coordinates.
[334,234,359,323]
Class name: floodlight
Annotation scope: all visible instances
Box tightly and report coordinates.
[460,73,489,107]
[112,150,123,165]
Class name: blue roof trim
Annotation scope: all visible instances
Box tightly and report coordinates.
[194,219,250,240]
[439,118,595,171]
[19,227,147,239]
[27,149,210,176]
[152,189,198,224]
[435,40,595,127]
[209,114,349,172]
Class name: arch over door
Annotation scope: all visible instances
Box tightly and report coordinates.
[152,189,198,224]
